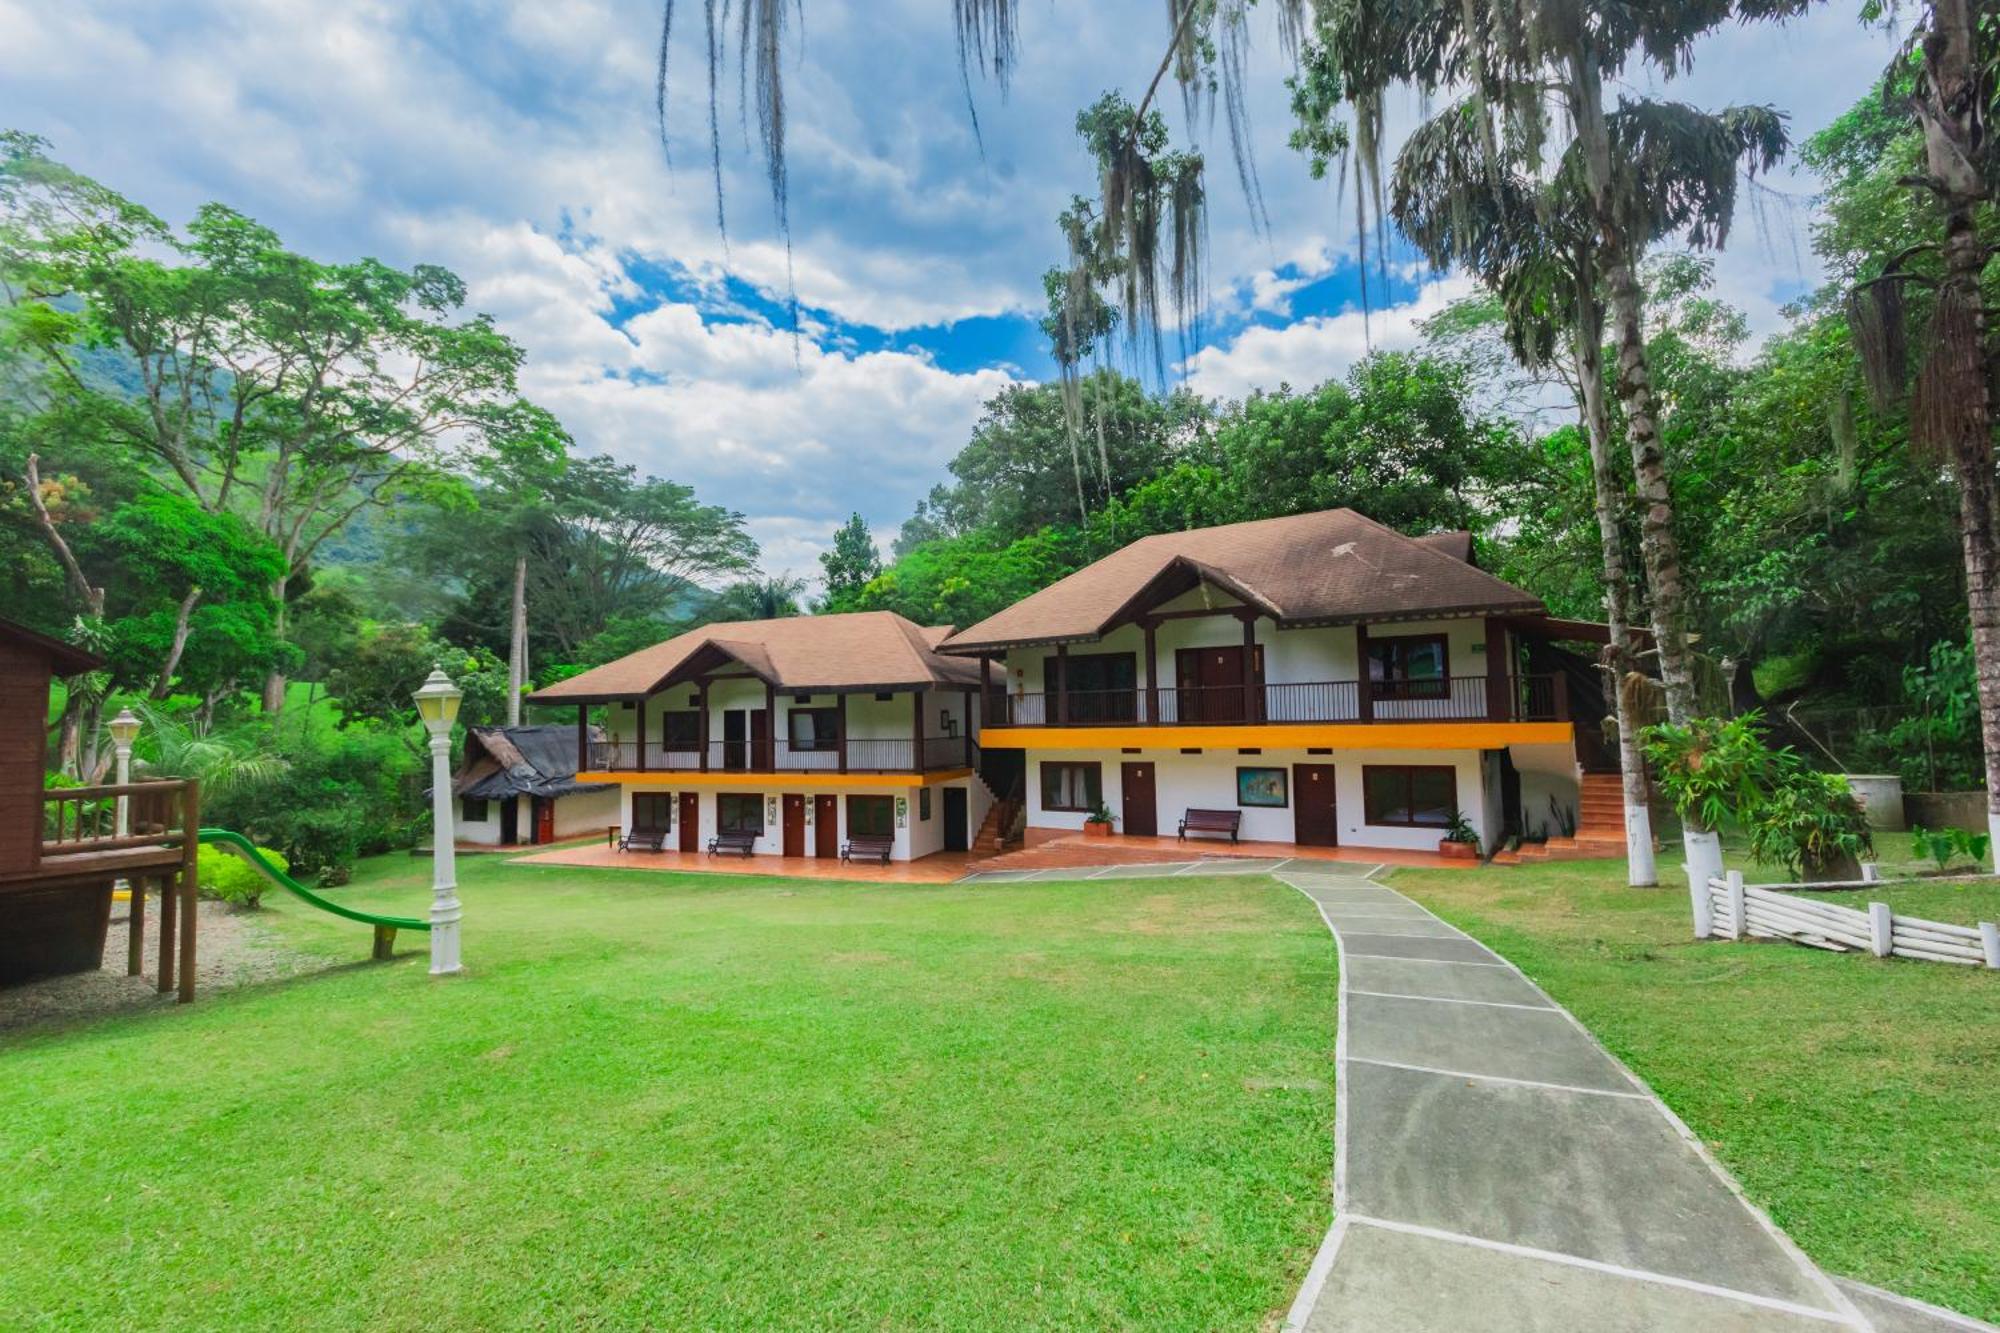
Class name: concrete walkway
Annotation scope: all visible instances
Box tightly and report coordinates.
[1273,866,1994,1333]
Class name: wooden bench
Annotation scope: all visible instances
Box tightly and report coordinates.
[707,830,757,857]
[617,825,668,853]
[1178,808,1242,844]
[840,834,894,865]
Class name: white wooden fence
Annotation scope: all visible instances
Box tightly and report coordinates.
[1695,871,2000,968]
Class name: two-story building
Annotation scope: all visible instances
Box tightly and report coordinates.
[524,612,997,862]
[940,509,1612,857]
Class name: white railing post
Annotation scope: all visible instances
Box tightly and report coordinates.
[1725,871,1746,941]
[1980,921,2000,970]
[1690,873,1714,940]
[1868,902,1894,958]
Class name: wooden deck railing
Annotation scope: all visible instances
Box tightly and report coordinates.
[33,778,201,1003]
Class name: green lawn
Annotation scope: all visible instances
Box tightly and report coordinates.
[1389,844,2000,1322]
[0,857,1337,1331]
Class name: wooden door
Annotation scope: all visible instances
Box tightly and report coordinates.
[781,794,805,856]
[814,794,839,858]
[752,708,772,770]
[942,786,969,851]
[722,710,747,770]
[1177,646,1263,722]
[1294,764,1339,848]
[534,798,555,845]
[678,792,699,852]
[1121,762,1158,837]
[499,797,519,845]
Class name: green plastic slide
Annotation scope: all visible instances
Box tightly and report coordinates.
[197,828,430,932]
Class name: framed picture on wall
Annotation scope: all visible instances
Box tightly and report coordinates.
[1236,766,1289,808]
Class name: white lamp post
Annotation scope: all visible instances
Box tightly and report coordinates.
[108,707,141,895]
[413,668,464,976]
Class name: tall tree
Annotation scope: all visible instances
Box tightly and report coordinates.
[819,513,882,607]
[1847,0,2000,864]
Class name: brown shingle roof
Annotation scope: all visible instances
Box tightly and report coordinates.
[941,509,1543,653]
[525,611,990,702]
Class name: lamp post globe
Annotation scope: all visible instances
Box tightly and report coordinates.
[412,668,465,975]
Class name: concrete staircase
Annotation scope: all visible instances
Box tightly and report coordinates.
[1495,772,1631,864]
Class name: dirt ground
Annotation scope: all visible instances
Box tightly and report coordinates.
[0,897,318,1037]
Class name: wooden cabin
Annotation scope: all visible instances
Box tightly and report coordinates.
[0,618,199,1000]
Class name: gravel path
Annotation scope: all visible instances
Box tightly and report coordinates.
[0,897,319,1037]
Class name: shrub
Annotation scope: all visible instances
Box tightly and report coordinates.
[1910,824,1992,872]
[1744,771,1872,880]
[1642,714,1780,834]
[203,722,422,880]
[197,843,288,908]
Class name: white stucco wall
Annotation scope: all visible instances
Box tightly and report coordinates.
[1023,746,1492,852]
[458,788,621,846]
[1511,742,1581,840]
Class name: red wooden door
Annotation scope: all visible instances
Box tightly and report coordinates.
[1121,762,1158,837]
[814,795,839,858]
[678,792,699,852]
[781,794,805,856]
[1294,764,1339,848]
[534,798,555,844]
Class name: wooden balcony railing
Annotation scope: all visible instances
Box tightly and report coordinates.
[587,734,977,775]
[984,674,1568,728]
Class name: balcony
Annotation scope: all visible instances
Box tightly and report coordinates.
[588,735,977,775]
[984,675,1568,728]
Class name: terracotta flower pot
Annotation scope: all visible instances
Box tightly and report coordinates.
[1084,821,1114,838]
[1437,839,1479,861]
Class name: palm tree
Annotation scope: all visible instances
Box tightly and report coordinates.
[1848,0,2000,867]
[1383,99,1659,885]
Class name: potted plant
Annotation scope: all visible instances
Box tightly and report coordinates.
[1084,802,1117,838]
[1438,814,1481,861]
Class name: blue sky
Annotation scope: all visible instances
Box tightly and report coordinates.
[0,1,1896,575]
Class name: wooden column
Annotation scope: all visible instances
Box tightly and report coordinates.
[576,705,589,773]
[635,696,648,771]
[764,680,777,770]
[1484,618,1508,721]
[1240,612,1258,722]
[979,653,997,724]
[177,779,199,1004]
[698,680,710,772]
[962,688,974,767]
[126,874,145,976]
[911,689,926,772]
[1355,623,1373,724]
[1054,644,1069,724]
[157,864,178,995]
[837,693,849,773]
[1142,619,1159,723]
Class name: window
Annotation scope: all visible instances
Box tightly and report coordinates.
[1368,634,1450,699]
[1040,761,1102,813]
[1045,652,1138,722]
[717,793,763,835]
[662,711,701,748]
[461,797,489,823]
[787,707,838,751]
[847,794,894,837]
[632,793,673,831]
[1363,766,1457,828]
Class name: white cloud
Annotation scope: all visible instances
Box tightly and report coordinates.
[1181,275,1479,402]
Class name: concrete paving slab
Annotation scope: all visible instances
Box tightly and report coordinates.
[1340,953,1555,1007]
[1303,1222,1846,1333]
[1340,1060,1836,1310]
[1344,991,1634,1092]
[1833,1278,1999,1332]
[1337,932,1505,964]
[1325,918,1466,939]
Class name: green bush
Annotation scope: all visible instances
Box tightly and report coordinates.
[1909,824,1992,872]
[197,843,288,907]
[1744,770,1872,880]
[204,723,422,881]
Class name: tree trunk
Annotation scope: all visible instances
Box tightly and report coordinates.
[262,573,290,715]
[152,586,202,699]
[1574,286,1657,887]
[1603,251,1700,728]
[508,553,527,728]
